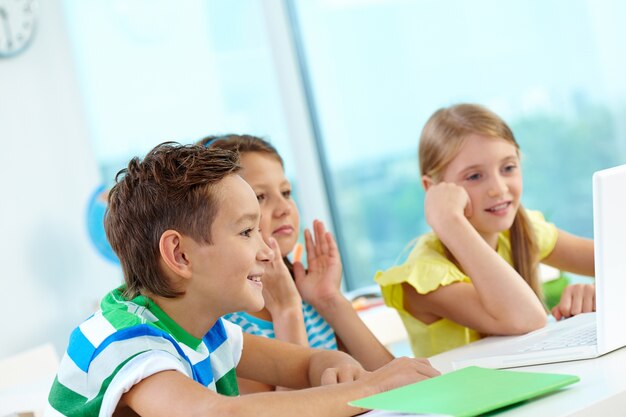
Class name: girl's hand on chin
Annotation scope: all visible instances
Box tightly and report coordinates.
[424,182,472,232]
[261,237,302,313]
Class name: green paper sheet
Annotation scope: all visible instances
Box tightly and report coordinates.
[350,366,579,417]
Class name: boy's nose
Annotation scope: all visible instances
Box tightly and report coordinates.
[257,238,274,262]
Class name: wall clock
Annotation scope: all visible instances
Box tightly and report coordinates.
[0,0,39,58]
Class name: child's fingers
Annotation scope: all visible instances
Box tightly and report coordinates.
[320,368,339,386]
[268,237,283,260]
[316,222,330,255]
[319,366,365,385]
[326,232,339,257]
[314,220,324,257]
[463,190,473,218]
[593,285,596,311]
[293,261,306,284]
[304,229,315,262]
[551,305,562,321]
[581,284,595,313]
[556,291,572,319]
[581,295,594,314]
[566,284,593,317]
[569,294,583,317]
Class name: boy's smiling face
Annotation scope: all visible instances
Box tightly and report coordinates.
[185,174,273,316]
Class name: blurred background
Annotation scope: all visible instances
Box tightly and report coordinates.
[1,0,625,359]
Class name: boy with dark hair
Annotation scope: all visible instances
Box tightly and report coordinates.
[47,142,438,417]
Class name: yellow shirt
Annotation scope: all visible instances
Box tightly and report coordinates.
[375,210,559,358]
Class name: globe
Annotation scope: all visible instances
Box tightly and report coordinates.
[86,184,120,265]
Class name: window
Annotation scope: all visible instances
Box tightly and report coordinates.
[290,0,626,289]
[63,0,298,183]
[63,0,320,272]
[63,0,626,290]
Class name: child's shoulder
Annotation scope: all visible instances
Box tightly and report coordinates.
[376,232,468,291]
[410,231,448,260]
[525,208,547,223]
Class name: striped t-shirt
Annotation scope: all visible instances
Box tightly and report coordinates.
[46,287,243,417]
[225,302,337,349]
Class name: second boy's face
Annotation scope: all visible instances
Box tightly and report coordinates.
[441,134,522,244]
[239,152,300,257]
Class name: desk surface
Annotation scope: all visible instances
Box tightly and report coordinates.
[365,338,626,417]
[426,338,626,417]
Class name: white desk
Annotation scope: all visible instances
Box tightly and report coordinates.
[428,339,626,416]
[365,338,626,417]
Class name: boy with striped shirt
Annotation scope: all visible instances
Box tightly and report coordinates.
[46,142,438,417]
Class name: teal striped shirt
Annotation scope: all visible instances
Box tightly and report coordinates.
[225,301,337,350]
[46,287,242,416]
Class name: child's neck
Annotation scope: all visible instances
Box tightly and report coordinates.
[248,307,272,322]
[151,293,221,340]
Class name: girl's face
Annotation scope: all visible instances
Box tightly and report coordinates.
[238,152,300,256]
[440,133,522,244]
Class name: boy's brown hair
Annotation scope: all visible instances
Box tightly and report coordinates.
[105,142,240,299]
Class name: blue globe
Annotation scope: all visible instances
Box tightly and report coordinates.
[86,184,120,265]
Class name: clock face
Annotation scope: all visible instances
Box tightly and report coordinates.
[0,0,38,57]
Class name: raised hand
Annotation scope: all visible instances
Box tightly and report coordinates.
[262,237,302,315]
[293,220,343,309]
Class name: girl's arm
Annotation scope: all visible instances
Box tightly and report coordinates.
[407,182,546,336]
[310,296,394,370]
[295,220,394,371]
[543,229,594,276]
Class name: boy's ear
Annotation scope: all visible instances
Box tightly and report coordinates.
[422,175,434,191]
[159,230,193,279]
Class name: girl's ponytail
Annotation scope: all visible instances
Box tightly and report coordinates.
[510,205,541,297]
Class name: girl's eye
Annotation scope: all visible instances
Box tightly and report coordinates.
[503,164,517,173]
[240,228,253,238]
[256,193,266,202]
[466,173,482,181]
[281,189,292,199]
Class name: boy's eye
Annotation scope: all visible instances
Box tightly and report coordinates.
[240,228,253,238]
[281,189,291,199]
[256,193,265,202]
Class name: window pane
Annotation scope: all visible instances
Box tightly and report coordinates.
[292,0,626,289]
[63,0,298,182]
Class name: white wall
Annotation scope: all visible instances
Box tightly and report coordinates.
[0,0,121,359]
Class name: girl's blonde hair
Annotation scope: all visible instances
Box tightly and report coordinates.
[418,103,542,296]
